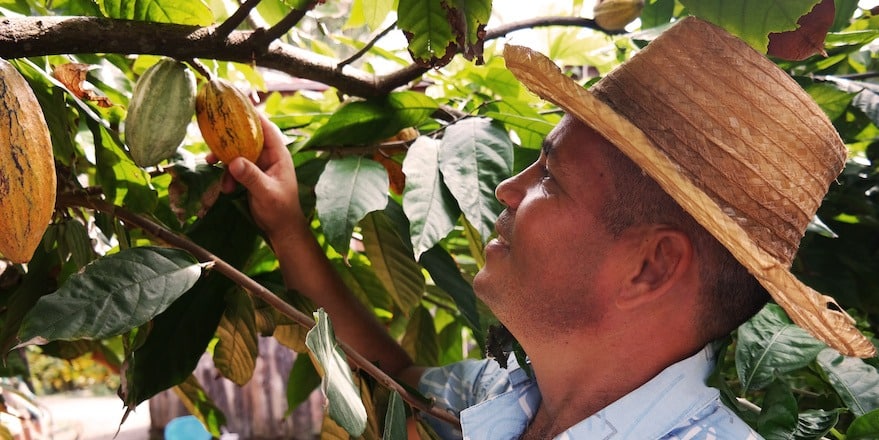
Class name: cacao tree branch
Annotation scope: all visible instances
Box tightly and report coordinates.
[55,191,461,427]
[215,0,263,38]
[0,15,610,98]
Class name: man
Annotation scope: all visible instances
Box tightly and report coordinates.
[219,16,875,440]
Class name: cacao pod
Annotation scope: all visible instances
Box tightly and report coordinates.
[593,0,644,31]
[195,78,263,164]
[124,58,196,167]
[0,58,57,263]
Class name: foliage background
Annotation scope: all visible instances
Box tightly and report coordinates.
[0,0,878,438]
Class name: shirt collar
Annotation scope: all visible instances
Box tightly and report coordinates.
[460,345,720,440]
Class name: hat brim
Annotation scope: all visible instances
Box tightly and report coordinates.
[503,43,876,358]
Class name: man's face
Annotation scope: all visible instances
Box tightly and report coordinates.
[473,115,624,335]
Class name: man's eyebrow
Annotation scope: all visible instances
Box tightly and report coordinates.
[541,139,555,157]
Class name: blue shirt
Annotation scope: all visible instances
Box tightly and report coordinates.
[417,345,762,440]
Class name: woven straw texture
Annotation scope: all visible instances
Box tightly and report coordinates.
[503,17,876,358]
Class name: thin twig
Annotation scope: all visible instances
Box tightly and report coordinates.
[261,0,320,44]
[185,58,213,81]
[216,0,263,38]
[56,191,460,427]
[337,20,398,70]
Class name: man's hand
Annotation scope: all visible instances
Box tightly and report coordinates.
[214,114,307,244]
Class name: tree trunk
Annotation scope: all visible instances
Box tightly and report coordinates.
[149,337,323,439]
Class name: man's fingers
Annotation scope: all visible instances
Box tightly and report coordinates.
[227,157,265,191]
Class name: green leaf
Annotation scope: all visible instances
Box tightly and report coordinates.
[817,348,879,417]
[847,409,879,440]
[306,92,437,148]
[97,0,213,25]
[88,117,158,213]
[641,0,675,29]
[736,304,827,392]
[804,81,856,121]
[825,77,879,128]
[173,375,227,437]
[61,219,96,269]
[18,246,201,344]
[383,391,407,440]
[439,118,513,243]
[397,0,455,65]
[757,379,798,440]
[0,246,61,354]
[166,162,224,223]
[305,309,367,438]
[286,353,321,414]
[315,156,389,257]
[446,0,491,61]
[419,245,481,338]
[679,0,821,52]
[403,136,461,259]
[122,195,260,408]
[361,210,426,316]
[401,305,439,366]
[793,409,838,440]
[345,0,395,30]
[214,290,259,387]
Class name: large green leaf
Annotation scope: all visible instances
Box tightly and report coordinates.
[173,375,226,437]
[418,245,481,341]
[286,353,321,414]
[122,195,260,408]
[0,246,60,354]
[305,309,367,438]
[847,409,879,440]
[736,304,827,392]
[89,117,158,213]
[826,78,879,127]
[97,0,213,25]
[401,305,439,366]
[793,409,838,440]
[757,379,798,439]
[817,348,879,417]
[315,156,389,257]
[446,0,491,61]
[403,136,461,259]
[383,391,407,440]
[438,118,513,243]
[214,290,259,387]
[18,246,202,344]
[305,92,437,148]
[345,0,395,31]
[360,210,425,316]
[679,0,821,52]
[397,0,455,65]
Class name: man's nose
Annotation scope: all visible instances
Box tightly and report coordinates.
[495,172,524,209]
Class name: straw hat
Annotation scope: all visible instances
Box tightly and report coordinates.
[503,16,876,358]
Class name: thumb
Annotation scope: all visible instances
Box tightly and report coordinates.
[227,158,265,191]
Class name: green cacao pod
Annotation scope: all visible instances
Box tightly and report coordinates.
[593,0,644,31]
[0,58,57,263]
[125,58,196,167]
[196,78,263,164]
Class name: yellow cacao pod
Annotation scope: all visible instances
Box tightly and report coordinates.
[125,58,196,167]
[0,58,57,263]
[195,78,263,164]
[594,0,644,31]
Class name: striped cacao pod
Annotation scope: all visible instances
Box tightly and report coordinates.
[593,0,644,31]
[124,58,196,167]
[195,78,263,164]
[0,58,56,263]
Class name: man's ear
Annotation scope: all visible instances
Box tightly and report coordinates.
[616,227,695,310]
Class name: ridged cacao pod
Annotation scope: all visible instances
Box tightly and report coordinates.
[124,58,196,167]
[0,58,57,263]
[195,78,263,164]
[593,0,644,31]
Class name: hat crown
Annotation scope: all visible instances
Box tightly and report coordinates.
[590,17,847,267]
